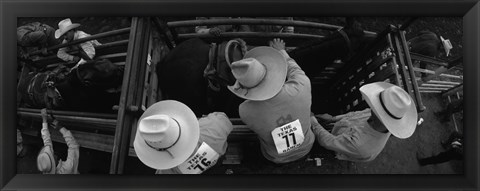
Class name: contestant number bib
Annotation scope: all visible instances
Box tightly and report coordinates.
[177,142,219,174]
[271,119,304,154]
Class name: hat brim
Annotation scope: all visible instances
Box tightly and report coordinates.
[38,146,56,174]
[133,100,200,170]
[227,47,288,101]
[54,23,81,39]
[359,82,418,139]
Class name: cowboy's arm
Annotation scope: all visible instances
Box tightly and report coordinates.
[57,127,79,174]
[57,39,75,62]
[310,117,360,156]
[41,119,53,147]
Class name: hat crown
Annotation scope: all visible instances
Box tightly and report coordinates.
[138,114,180,149]
[58,18,73,30]
[37,147,54,173]
[231,58,266,88]
[381,86,412,119]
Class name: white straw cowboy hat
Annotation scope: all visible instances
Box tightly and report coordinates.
[55,18,81,39]
[133,100,200,170]
[440,36,453,57]
[37,146,56,174]
[227,46,287,101]
[360,82,418,139]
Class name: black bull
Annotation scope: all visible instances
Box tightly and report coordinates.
[17,59,124,113]
[157,28,373,118]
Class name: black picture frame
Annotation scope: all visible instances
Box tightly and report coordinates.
[1,0,479,190]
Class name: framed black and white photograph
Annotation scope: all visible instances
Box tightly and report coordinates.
[1,0,479,190]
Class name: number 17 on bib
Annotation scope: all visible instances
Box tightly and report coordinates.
[271,119,305,154]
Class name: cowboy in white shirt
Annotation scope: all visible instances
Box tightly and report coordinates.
[311,82,418,162]
[55,18,101,70]
[228,38,315,164]
[133,100,233,174]
[37,108,80,174]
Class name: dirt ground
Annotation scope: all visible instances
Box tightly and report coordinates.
[16,17,463,174]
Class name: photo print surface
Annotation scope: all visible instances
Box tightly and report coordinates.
[15,16,463,175]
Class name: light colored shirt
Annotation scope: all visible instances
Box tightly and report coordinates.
[156,112,234,174]
[311,109,391,162]
[239,50,314,164]
[40,124,80,174]
[57,30,101,65]
[56,127,80,174]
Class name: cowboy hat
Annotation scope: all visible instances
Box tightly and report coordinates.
[37,146,56,174]
[440,36,453,57]
[55,18,81,39]
[133,100,200,170]
[227,46,287,101]
[360,82,417,139]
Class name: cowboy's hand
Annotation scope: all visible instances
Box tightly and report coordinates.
[209,27,222,36]
[41,108,48,121]
[52,120,60,129]
[269,38,285,51]
[72,56,81,64]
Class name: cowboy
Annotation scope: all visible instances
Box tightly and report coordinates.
[311,82,418,162]
[37,108,80,174]
[133,100,233,174]
[228,38,315,164]
[55,18,101,69]
[17,22,60,61]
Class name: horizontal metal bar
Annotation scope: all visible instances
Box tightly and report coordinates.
[178,32,324,39]
[410,52,449,67]
[168,18,377,36]
[96,53,127,60]
[29,28,131,56]
[419,91,442,93]
[17,108,118,119]
[442,84,463,97]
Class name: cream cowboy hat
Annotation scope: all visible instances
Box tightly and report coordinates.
[133,100,200,170]
[360,82,418,139]
[37,146,56,174]
[227,46,288,101]
[440,36,453,57]
[55,18,81,39]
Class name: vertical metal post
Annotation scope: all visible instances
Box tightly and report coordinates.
[110,17,151,174]
[399,30,426,112]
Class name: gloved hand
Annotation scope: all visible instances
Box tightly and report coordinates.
[72,56,81,64]
[209,27,222,36]
[41,108,48,123]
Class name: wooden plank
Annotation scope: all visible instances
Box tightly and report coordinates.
[427,80,461,85]
[419,87,449,91]
[420,83,455,88]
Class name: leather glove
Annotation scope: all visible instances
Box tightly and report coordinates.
[209,27,222,36]
[72,56,81,64]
